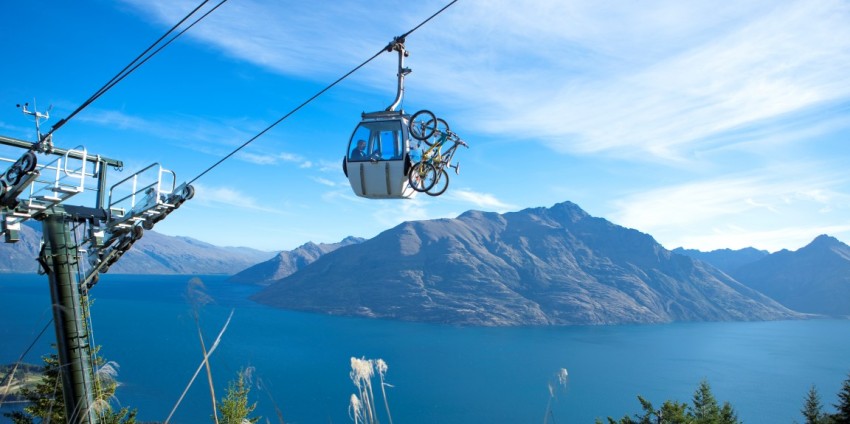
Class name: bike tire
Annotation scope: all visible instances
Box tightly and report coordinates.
[427,168,450,196]
[409,110,437,141]
[408,162,437,192]
[436,118,450,135]
[422,117,450,147]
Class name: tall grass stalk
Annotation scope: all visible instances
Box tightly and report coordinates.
[187,277,219,423]
[544,368,569,424]
[251,372,287,424]
[197,320,219,424]
[375,359,393,424]
[348,357,393,424]
[349,394,364,424]
[164,309,234,424]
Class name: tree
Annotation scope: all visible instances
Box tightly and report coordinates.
[217,368,260,424]
[598,380,739,424]
[802,385,830,424]
[2,349,137,424]
[4,353,64,424]
[688,380,739,424]
[690,380,720,423]
[833,373,850,424]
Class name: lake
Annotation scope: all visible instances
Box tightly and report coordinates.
[1,273,849,423]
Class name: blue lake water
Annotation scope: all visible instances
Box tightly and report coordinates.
[1,273,849,423]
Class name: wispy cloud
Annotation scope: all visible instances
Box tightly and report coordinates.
[236,151,312,168]
[120,0,410,81]
[680,223,850,253]
[416,0,850,161]
[77,108,261,147]
[191,183,279,213]
[75,108,319,170]
[121,0,850,163]
[371,197,434,229]
[448,189,517,212]
[312,176,341,187]
[609,163,850,251]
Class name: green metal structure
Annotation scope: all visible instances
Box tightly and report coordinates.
[1,110,193,423]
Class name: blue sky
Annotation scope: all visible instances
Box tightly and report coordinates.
[2,0,850,253]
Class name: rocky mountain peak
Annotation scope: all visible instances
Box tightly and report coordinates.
[252,200,798,326]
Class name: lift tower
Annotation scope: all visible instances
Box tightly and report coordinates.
[1,105,194,424]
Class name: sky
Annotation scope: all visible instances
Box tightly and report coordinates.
[2,0,850,253]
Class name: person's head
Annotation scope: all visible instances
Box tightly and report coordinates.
[357,140,366,150]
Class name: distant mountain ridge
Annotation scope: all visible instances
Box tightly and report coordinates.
[672,247,768,275]
[251,201,799,326]
[729,235,850,316]
[229,236,365,285]
[0,221,274,275]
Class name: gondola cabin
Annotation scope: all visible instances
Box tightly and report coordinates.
[343,110,416,199]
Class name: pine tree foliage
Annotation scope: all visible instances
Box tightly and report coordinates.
[598,380,740,424]
[802,385,829,424]
[2,349,137,424]
[217,368,260,424]
[833,373,850,424]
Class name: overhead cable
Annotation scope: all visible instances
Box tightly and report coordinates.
[187,0,460,185]
[45,0,229,139]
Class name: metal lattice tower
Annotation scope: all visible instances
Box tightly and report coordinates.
[1,104,194,424]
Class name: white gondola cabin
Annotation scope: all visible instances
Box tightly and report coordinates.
[343,110,416,199]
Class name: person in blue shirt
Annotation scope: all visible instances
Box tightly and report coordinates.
[350,139,368,161]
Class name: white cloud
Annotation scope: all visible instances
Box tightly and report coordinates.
[119,0,414,81]
[191,183,279,213]
[677,223,850,253]
[608,164,850,251]
[448,189,517,212]
[236,151,312,168]
[116,0,850,165]
[312,176,340,187]
[414,0,850,161]
[101,0,850,252]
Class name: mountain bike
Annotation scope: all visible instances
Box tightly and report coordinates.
[407,110,469,196]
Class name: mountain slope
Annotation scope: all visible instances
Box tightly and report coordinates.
[114,232,275,274]
[228,236,364,284]
[730,235,850,316]
[0,221,42,273]
[0,222,273,275]
[252,201,798,326]
[672,247,768,275]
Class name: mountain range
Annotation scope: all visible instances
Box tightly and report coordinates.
[671,247,768,275]
[673,236,850,316]
[4,201,849,324]
[0,221,273,275]
[250,202,802,326]
[228,236,364,285]
[728,235,850,316]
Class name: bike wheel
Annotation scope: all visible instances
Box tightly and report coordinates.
[409,110,437,141]
[423,117,450,147]
[435,118,450,135]
[427,168,450,196]
[408,162,437,192]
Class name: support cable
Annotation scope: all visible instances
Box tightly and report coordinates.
[45,0,229,139]
[0,319,54,407]
[186,0,460,185]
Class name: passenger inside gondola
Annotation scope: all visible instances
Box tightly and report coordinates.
[350,139,368,161]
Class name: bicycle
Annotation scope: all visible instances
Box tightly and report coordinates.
[407,110,469,196]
